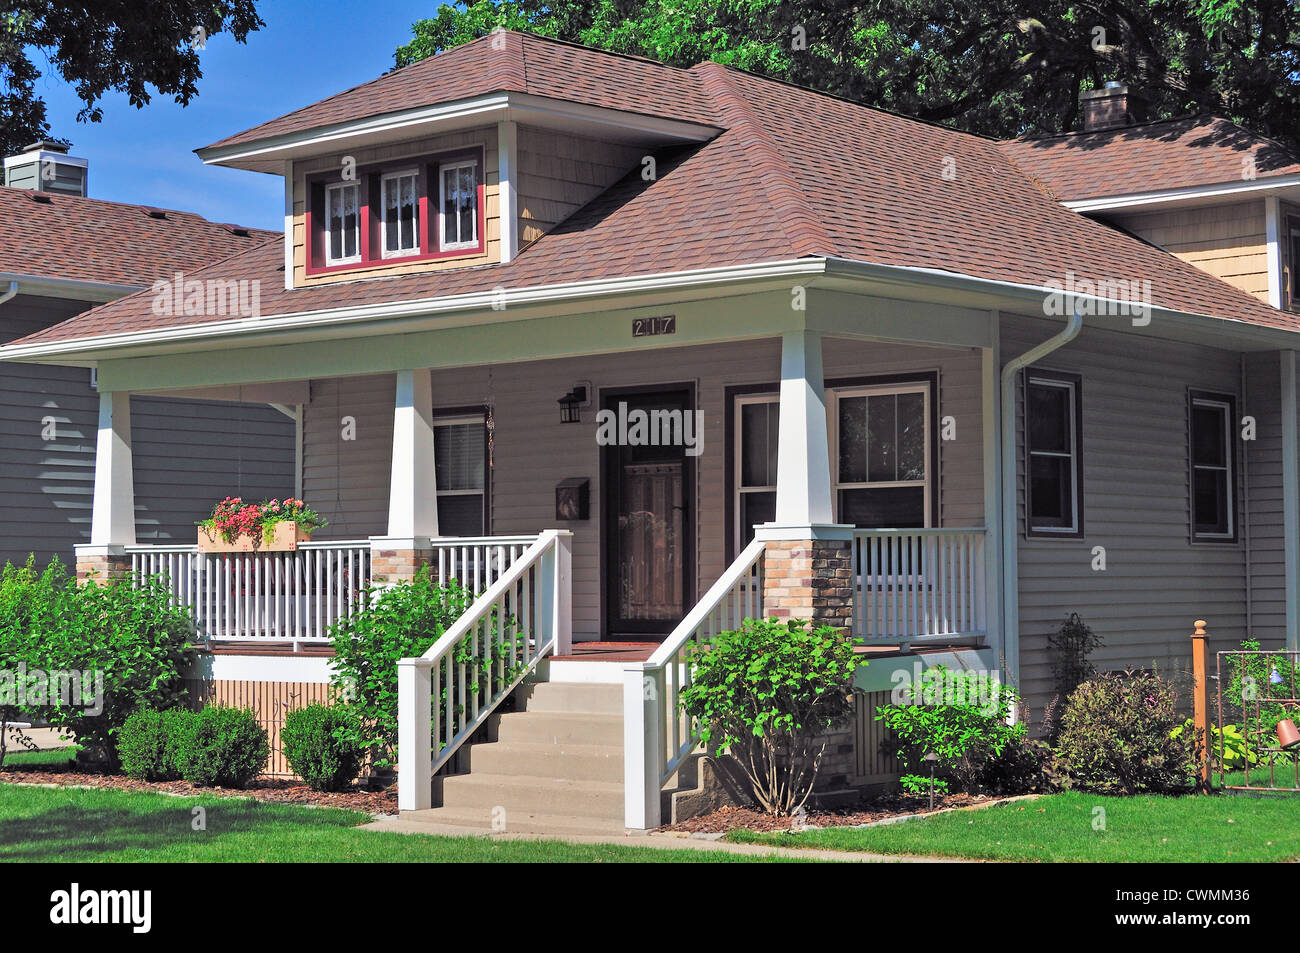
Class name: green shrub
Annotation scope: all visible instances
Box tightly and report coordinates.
[1056,671,1198,795]
[117,707,194,780]
[328,570,475,767]
[678,617,863,815]
[173,706,268,788]
[1171,719,1255,772]
[875,666,1037,794]
[281,703,365,792]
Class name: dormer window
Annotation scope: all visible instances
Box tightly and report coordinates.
[324,181,361,265]
[306,147,484,275]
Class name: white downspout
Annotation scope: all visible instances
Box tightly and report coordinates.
[0,280,18,305]
[999,307,1083,689]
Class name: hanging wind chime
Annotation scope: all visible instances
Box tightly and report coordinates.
[484,365,496,469]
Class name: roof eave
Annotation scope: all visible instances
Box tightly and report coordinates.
[1062,173,1300,213]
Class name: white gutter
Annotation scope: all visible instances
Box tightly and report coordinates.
[1063,174,1300,213]
[999,306,1084,689]
[0,271,139,303]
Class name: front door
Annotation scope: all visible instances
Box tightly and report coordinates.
[602,387,695,640]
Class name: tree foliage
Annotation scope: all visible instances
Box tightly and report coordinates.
[396,0,1300,150]
[1,1,263,155]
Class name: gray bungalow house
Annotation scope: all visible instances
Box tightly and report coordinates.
[4,35,1300,831]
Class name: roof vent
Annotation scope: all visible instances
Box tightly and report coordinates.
[26,192,52,204]
[4,140,88,196]
[223,224,250,237]
[143,207,168,219]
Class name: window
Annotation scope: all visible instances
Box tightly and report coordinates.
[381,169,420,258]
[440,160,478,250]
[1025,372,1082,536]
[734,396,779,550]
[435,414,488,536]
[324,182,360,265]
[1189,392,1235,541]
[834,385,929,529]
[1287,215,1300,311]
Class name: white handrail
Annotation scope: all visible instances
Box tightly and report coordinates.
[397,529,573,812]
[623,538,767,830]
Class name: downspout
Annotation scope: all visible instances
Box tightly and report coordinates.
[999,307,1083,690]
[0,280,17,306]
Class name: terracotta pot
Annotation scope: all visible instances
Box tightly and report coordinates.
[1277,718,1300,750]
[197,521,313,553]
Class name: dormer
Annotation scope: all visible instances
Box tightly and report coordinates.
[194,30,721,290]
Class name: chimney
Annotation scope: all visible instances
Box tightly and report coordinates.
[4,140,88,196]
[1080,83,1146,133]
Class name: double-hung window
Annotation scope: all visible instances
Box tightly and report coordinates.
[435,414,488,536]
[734,395,779,550]
[381,169,420,258]
[440,159,478,250]
[1025,371,1082,536]
[324,181,361,266]
[834,384,930,528]
[1189,392,1235,541]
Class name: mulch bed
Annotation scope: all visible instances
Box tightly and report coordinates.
[0,762,397,815]
[659,792,997,834]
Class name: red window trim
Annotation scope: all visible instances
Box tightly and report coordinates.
[304,147,486,277]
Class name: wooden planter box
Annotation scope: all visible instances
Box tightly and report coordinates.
[197,521,313,553]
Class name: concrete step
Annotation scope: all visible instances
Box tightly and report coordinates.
[436,773,625,820]
[515,681,623,715]
[394,806,625,837]
[492,710,623,747]
[463,740,623,782]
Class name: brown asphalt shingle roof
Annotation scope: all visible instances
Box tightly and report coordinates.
[999,115,1300,203]
[11,32,1298,349]
[0,186,276,288]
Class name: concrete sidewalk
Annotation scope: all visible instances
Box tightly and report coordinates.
[362,814,967,862]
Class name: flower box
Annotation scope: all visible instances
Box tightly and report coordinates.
[197,521,313,553]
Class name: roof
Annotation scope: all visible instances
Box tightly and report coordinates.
[0,186,277,289]
[202,30,719,153]
[998,115,1300,203]
[10,33,1298,351]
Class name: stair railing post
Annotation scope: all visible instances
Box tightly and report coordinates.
[398,657,434,811]
[1191,619,1211,792]
[554,531,573,656]
[623,663,663,831]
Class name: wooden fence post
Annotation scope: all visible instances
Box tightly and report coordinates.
[1191,619,1211,791]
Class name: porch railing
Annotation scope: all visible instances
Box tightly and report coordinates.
[622,537,766,830]
[851,527,987,641]
[128,535,538,645]
[398,529,573,811]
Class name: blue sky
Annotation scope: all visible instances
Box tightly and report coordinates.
[32,0,443,229]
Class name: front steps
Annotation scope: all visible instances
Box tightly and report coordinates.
[406,680,629,835]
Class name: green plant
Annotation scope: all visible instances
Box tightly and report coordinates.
[281,703,365,792]
[1170,719,1256,772]
[1223,640,1299,762]
[899,773,949,797]
[1055,671,1198,795]
[875,666,1036,794]
[198,496,327,546]
[172,706,268,788]
[117,707,193,780]
[677,617,863,815]
[1045,612,1101,737]
[329,570,478,767]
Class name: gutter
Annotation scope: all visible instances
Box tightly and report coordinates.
[999,306,1084,689]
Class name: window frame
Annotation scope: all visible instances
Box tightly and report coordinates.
[433,408,491,537]
[379,167,422,260]
[1285,211,1300,312]
[437,157,481,252]
[732,392,780,556]
[830,381,932,530]
[1188,389,1238,544]
[1023,369,1085,539]
[323,180,362,267]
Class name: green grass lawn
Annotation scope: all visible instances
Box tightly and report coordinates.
[728,790,1300,862]
[2,746,78,768]
[0,783,795,863]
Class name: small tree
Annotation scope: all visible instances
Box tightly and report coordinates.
[678,618,863,815]
[1045,612,1102,738]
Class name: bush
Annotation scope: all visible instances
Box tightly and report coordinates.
[117,707,193,781]
[329,570,475,767]
[875,666,1038,794]
[678,618,863,815]
[172,706,268,788]
[1223,640,1299,762]
[1056,671,1198,795]
[281,703,365,792]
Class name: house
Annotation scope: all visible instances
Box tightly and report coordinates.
[3,32,1300,832]
[0,141,295,567]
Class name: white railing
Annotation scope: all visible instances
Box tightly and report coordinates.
[397,529,573,811]
[622,538,766,830]
[128,535,538,645]
[851,528,987,641]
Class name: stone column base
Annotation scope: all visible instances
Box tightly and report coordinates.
[73,544,133,585]
[368,536,433,585]
[761,535,853,632]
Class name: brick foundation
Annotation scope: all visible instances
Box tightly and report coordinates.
[762,537,853,631]
[74,547,132,585]
[369,547,433,585]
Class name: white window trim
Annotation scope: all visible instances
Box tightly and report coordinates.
[829,382,932,528]
[1026,374,1080,535]
[324,181,361,266]
[438,159,479,251]
[380,168,421,260]
[1191,395,1235,541]
[733,393,779,555]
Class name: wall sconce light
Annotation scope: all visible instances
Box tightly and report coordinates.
[558,384,587,424]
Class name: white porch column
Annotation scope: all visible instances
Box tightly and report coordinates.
[497,120,519,263]
[981,322,1004,664]
[90,389,136,546]
[1283,350,1299,650]
[773,329,834,526]
[386,368,439,539]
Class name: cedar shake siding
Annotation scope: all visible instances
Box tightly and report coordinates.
[0,295,295,567]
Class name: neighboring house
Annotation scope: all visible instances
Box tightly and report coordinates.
[5,33,1300,830]
[0,141,296,567]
